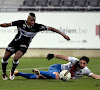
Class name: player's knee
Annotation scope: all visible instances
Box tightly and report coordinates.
[55,77,59,79]
[14,58,18,61]
[55,75,60,79]
[55,73,60,79]
[14,55,19,61]
[36,75,40,79]
[3,55,11,61]
[14,51,23,61]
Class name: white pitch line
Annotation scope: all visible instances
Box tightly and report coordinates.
[0,67,49,72]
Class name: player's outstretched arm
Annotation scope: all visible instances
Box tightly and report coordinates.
[48,27,70,41]
[0,23,11,27]
[90,73,100,79]
[54,54,69,61]
[46,53,68,61]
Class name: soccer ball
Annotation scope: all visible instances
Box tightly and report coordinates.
[59,70,71,81]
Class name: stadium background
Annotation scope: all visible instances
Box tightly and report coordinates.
[0,0,100,58]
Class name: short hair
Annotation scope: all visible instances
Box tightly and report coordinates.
[80,56,89,63]
[29,13,35,17]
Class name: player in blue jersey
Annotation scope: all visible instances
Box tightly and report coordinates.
[14,54,100,80]
[0,13,70,80]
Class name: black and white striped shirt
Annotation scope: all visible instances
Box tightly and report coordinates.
[11,20,48,45]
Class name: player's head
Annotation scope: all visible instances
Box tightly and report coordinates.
[27,13,36,27]
[78,56,89,69]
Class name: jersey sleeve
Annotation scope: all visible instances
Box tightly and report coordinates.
[11,20,23,26]
[37,24,49,31]
[84,67,93,77]
[68,57,79,65]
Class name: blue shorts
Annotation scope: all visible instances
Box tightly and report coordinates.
[48,64,61,73]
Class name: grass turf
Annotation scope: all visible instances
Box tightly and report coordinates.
[0,57,100,90]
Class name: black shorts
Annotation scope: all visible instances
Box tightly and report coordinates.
[6,39,29,54]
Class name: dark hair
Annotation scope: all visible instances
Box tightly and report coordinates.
[29,13,35,17]
[80,56,89,63]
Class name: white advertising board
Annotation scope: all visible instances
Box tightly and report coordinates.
[0,12,100,49]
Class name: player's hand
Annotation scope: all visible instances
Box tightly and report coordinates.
[46,53,54,60]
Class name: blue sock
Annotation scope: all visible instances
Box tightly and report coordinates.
[18,72,37,79]
[40,71,56,79]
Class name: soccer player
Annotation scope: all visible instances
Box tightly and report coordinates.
[0,13,70,80]
[14,53,100,80]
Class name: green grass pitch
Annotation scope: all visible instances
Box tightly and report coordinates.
[0,57,100,90]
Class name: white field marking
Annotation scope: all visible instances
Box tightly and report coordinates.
[0,67,49,72]
[16,58,46,60]
[4,58,46,61]
[7,65,48,67]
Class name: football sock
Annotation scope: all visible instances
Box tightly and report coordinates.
[40,71,56,79]
[1,59,8,74]
[11,60,19,74]
[18,72,37,79]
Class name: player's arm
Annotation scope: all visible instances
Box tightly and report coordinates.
[46,53,68,61]
[54,54,68,61]
[0,23,11,27]
[48,27,70,41]
[90,73,100,79]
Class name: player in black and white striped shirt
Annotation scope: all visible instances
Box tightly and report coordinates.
[0,13,70,80]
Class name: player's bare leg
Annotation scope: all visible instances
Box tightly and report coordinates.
[10,50,23,80]
[1,51,13,80]
[37,75,47,79]
[53,72,60,79]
